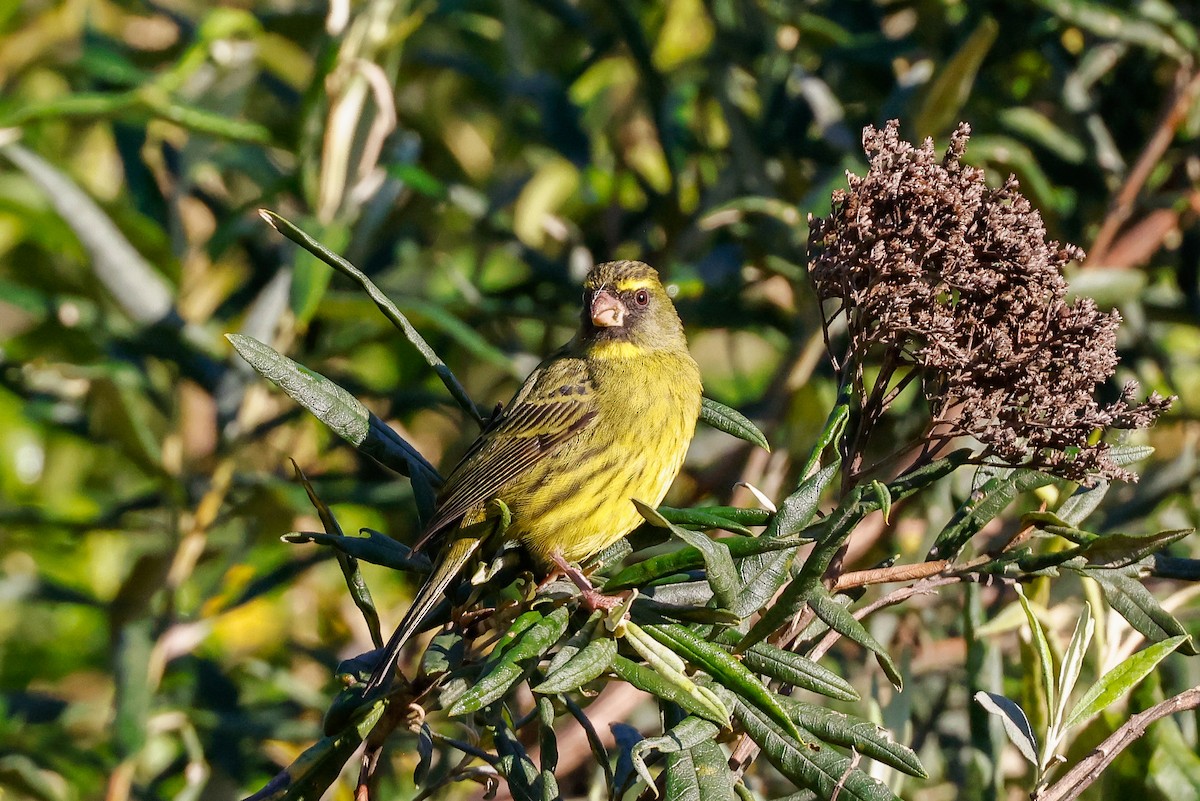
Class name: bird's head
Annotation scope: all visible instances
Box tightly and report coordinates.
[579,261,687,355]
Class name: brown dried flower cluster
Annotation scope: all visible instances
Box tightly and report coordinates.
[808,120,1172,482]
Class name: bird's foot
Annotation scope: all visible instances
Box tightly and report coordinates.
[550,551,633,615]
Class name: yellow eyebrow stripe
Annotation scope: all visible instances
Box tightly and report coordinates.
[613,278,657,292]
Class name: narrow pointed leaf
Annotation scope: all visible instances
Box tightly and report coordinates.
[928,468,1055,560]
[733,699,899,801]
[534,636,618,694]
[786,699,926,778]
[604,532,814,591]
[244,699,386,801]
[973,692,1038,766]
[645,623,802,740]
[723,635,858,701]
[1084,566,1197,654]
[294,464,382,647]
[282,530,432,574]
[260,210,483,424]
[700,397,770,451]
[1054,602,1094,731]
[1016,587,1055,719]
[807,588,902,690]
[635,501,739,610]
[446,605,571,716]
[611,656,730,729]
[1063,635,1187,731]
[226,334,442,490]
[735,463,840,619]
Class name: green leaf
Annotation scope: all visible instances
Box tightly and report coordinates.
[658,506,757,536]
[282,530,432,574]
[537,695,559,778]
[739,488,868,651]
[727,636,859,702]
[543,611,601,675]
[645,624,802,740]
[293,463,382,648]
[260,210,483,424]
[1084,567,1197,654]
[446,605,571,716]
[492,711,546,801]
[927,468,1055,561]
[734,463,840,620]
[632,716,722,791]
[913,16,999,138]
[604,531,813,591]
[1016,587,1055,722]
[1063,636,1187,731]
[765,463,839,541]
[226,333,443,514]
[1054,480,1111,526]
[534,636,618,694]
[807,588,902,691]
[420,630,465,679]
[611,655,730,729]
[973,692,1038,767]
[666,506,773,529]
[635,500,740,610]
[869,481,891,523]
[785,698,927,778]
[1053,601,1094,733]
[733,699,899,801]
[665,740,737,801]
[1079,528,1193,568]
[245,699,386,801]
[699,397,770,451]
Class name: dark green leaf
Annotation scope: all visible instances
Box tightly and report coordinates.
[665,740,737,801]
[700,397,770,451]
[534,636,618,694]
[728,636,859,702]
[1084,566,1197,654]
[927,468,1055,560]
[735,463,840,619]
[645,624,801,740]
[245,700,386,801]
[733,699,898,801]
[446,606,571,715]
[282,530,431,574]
[635,501,740,610]
[605,532,814,592]
[260,210,483,424]
[807,588,902,690]
[610,656,730,729]
[786,699,926,778]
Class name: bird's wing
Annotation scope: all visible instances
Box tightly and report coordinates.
[412,354,597,551]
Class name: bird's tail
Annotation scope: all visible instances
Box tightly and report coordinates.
[361,531,484,698]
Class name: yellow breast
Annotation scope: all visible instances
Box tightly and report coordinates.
[505,349,701,567]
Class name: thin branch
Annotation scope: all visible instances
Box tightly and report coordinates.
[1036,685,1200,801]
[1090,67,1200,262]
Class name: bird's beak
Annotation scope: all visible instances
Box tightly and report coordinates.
[590,290,626,328]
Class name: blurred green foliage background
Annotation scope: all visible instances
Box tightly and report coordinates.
[1,0,1198,799]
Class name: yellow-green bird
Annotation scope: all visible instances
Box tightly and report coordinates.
[363,260,701,695]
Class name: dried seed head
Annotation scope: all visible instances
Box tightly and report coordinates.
[808,120,1172,482]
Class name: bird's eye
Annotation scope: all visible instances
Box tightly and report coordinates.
[634,289,650,307]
